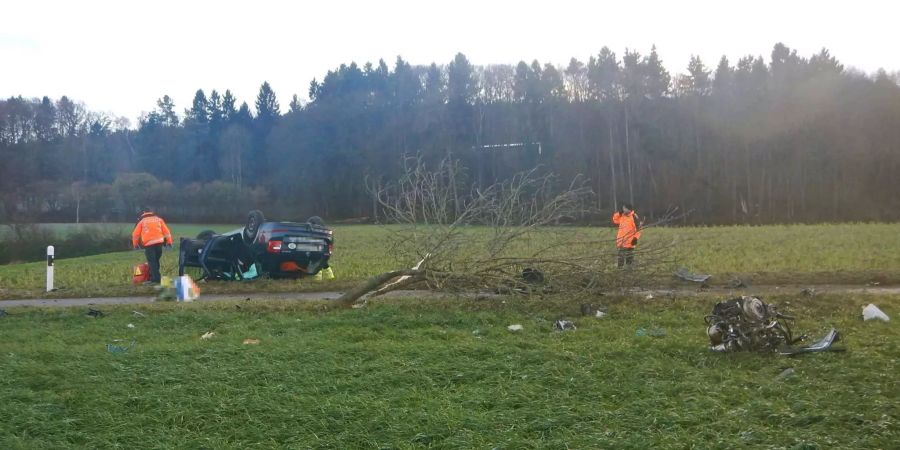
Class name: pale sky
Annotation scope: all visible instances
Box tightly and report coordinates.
[2,0,897,124]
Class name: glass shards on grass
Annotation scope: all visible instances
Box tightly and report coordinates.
[635,327,667,337]
[106,339,135,354]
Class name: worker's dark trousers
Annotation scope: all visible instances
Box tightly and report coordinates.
[617,247,634,268]
[144,244,163,282]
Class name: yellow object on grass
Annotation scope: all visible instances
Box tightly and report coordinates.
[313,267,335,281]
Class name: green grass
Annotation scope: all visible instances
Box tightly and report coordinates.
[0,224,395,300]
[0,293,896,448]
[0,223,237,239]
[2,223,900,300]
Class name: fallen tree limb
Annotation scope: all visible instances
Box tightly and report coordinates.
[350,154,679,302]
[372,253,430,297]
[371,273,427,297]
[336,269,424,306]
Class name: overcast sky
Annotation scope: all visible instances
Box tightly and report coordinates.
[2,0,897,124]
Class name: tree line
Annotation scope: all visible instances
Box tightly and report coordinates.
[1,42,899,224]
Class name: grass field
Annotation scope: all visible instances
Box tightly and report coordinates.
[2,224,897,448]
[0,293,896,448]
[1,223,900,300]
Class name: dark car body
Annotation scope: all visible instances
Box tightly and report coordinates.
[178,212,333,280]
[249,221,334,276]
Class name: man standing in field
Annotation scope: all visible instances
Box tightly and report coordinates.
[612,203,641,268]
[132,207,173,285]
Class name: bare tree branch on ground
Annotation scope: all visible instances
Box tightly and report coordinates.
[338,155,681,306]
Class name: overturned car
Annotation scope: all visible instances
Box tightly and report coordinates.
[178,210,334,280]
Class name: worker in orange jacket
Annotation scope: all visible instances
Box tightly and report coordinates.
[131,207,173,285]
[612,203,642,268]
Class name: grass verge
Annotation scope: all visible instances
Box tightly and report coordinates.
[0,293,896,448]
[2,223,900,300]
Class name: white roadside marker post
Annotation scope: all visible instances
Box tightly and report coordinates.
[46,245,55,292]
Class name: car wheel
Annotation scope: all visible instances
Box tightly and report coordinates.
[307,215,324,226]
[196,230,216,240]
[244,210,265,244]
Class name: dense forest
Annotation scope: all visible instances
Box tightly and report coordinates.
[2,43,899,224]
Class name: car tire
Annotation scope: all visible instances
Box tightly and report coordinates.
[197,230,216,240]
[307,215,324,226]
[244,210,265,244]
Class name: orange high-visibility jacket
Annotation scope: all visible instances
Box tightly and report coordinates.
[132,212,173,248]
[612,211,641,249]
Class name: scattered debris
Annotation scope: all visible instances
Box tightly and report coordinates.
[635,327,666,337]
[729,278,748,289]
[0,309,7,317]
[522,268,545,285]
[706,296,843,354]
[862,304,890,322]
[175,275,201,302]
[581,303,608,318]
[868,281,881,286]
[507,324,524,332]
[776,368,796,380]
[127,323,135,329]
[553,320,576,331]
[800,288,817,297]
[777,329,843,355]
[645,293,654,300]
[106,339,135,354]
[242,338,261,345]
[86,308,104,318]
[201,331,215,340]
[132,310,146,318]
[675,268,711,283]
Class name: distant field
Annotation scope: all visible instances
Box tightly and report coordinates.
[0,223,237,240]
[0,293,896,448]
[1,223,899,300]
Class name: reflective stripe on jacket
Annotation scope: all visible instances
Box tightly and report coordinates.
[612,211,641,249]
[132,212,173,248]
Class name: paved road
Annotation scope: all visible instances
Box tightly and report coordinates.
[0,292,347,308]
[1,285,897,309]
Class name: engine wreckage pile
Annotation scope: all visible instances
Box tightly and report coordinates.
[705,296,843,355]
